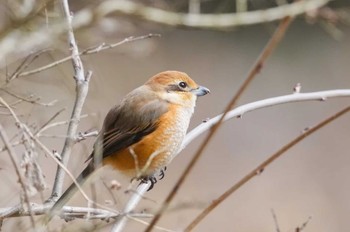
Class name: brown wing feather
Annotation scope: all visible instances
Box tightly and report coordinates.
[87,86,168,162]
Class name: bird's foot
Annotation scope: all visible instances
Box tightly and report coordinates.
[139,175,157,191]
[137,167,168,191]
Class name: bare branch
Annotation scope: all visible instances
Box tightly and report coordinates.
[7,49,51,82]
[0,97,92,206]
[0,124,36,229]
[184,106,350,231]
[111,183,150,232]
[35,114,89,137]
[49,0,90,202]
[75,130,99,143]
[97,0,329,29]
[271,209,281,232]
[295,216,312,232]
[34,108,66,136]
[144,16,293,232]
[16,34,160,78]
[0,89,57,107]
[0,0,329,66]
[183,89,350,148]
[0,203,151,220]
[0,89,349,223]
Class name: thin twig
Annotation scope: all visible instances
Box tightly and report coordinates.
[111,183,150,232]
[36,114,89,137]
[0,124,36,229]
[0,114,90,153]
[101,179,119,206]
[144,16,293,232]
[271,209,281,232]
[0,97,93,207]
[33,108,66,136]
[0,91,118,224]
[295,216,312,232]
[184,106,350,231]
[49,0,90,201]
[0,99,23,108]
[18,34,160,78]
[0,89,57,107]
[7,49,51,81]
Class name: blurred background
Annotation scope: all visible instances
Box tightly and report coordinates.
[0,0,350,231]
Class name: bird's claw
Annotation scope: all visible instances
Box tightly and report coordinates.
[138,167,167,191]
[139,176,157,191]
[159,166,167,180]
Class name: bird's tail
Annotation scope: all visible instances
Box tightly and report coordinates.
[46,161,95,220]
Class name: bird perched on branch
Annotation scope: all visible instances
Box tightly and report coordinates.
[49,70,210,217]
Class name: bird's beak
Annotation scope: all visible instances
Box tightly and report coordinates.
[192,86,210,96]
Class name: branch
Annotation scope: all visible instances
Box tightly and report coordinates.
[183,89,350,148]
[271,209,281,232]
[144,16,293,232]
[0,124,36,229]
[0,97,94,210]
[0,0,330,66]
[0,89,349,223]
[96,0,329,29]
[0,89,57,107]
[295,216,312,232]
[183,105,350,231]
[0,203,152,221]
[110,183,150,232]
[16,34,161,78]
[49,0,91,201]
[111,88,350,232]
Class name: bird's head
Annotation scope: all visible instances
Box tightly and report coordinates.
[145,71,210,108]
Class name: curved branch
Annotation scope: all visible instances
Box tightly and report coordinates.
[0,89,349,225]
[111,89,350,232]
[183,89,350,148]
[184,105,350,231]
[96,0,330,29]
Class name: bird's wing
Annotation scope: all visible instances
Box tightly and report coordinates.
[88,87,168,161]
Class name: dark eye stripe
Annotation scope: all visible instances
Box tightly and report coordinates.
[166,84,186,92]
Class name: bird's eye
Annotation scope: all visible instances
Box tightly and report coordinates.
[178,82,187,88]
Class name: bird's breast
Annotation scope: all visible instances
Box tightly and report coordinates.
[104,105,194,177]
[142,105,193,169]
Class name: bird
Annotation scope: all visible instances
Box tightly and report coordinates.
[48,70,210,217]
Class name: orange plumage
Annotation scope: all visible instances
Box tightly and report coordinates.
[49,70,209,216]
